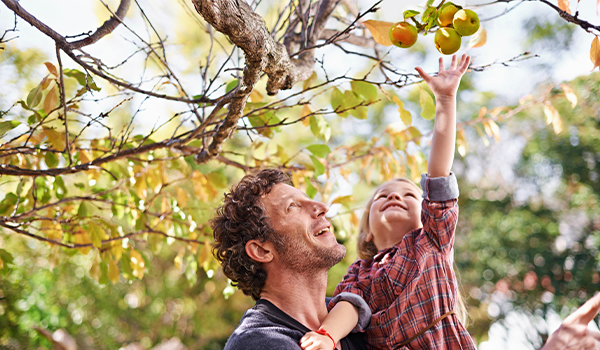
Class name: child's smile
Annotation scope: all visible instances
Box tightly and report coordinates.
[367,180,423,251]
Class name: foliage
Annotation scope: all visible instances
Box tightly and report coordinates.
[0,0,599,348]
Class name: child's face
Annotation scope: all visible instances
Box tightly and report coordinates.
[367,181,422,251]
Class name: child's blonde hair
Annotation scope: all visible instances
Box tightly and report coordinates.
[356,178,469,326]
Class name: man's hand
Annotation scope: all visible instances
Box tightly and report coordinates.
[415,54,470,100]
[542,292,600,350]
[300,331,335,350]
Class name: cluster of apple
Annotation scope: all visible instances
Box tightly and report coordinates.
[388,2,481,55]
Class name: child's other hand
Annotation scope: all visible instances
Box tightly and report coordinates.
[415,54,471,100]
[300,331,335,350]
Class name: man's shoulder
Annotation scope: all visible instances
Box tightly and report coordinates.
[224,307,302,350]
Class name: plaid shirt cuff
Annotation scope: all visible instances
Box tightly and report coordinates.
[420,172,459,201]
[329,292,371,332]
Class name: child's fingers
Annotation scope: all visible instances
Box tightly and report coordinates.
[415,67,431,82]
[438,57,445,72]
[450,54,458,70]
[299,337,314,349]
[459,54,471,73]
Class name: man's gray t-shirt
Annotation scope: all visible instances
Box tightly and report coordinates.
[224,299,367,350]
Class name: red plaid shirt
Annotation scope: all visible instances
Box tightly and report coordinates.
[331,198,476,349]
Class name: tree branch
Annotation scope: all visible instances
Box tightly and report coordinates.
[69,0,131,49]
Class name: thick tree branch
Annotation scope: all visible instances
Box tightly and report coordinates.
[0,0,214,104]
[69,0,131,49]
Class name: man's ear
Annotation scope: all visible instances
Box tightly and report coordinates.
[245,240,275,263]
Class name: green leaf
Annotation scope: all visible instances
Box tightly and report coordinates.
[0,120,21,139]
[307,144,331,158]
[63,69,87,86]
[309,115,331,142]
[331,87,349,118]
[0,193,18,215]
[344,91,367,119]
[403,9,420,19]
[419,87,436,120]
[77,202,91,218]
[226,80,238,93]
[26,85,43,109]
[44,152,59,168]
[207,172,228,188]
[305,177,317,199]
[88,221,106,249]
[309,155,326,176]
[422,7,437,23]
[351,81,378,101]
[0,249,14,267]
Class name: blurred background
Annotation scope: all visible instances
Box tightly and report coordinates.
[1,0,599,349]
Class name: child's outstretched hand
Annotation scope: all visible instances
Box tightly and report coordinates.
[300,331,335,350]
[415,54,471,100]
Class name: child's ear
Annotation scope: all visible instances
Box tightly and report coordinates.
[365,232,374,242]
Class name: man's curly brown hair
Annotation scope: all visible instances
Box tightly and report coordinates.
[211,168,291,300]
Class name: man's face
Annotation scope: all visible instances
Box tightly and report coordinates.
[261,183,346,272]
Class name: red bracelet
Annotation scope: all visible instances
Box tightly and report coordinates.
[315,328,336,350]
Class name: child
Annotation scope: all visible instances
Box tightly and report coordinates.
[300,54,476,350]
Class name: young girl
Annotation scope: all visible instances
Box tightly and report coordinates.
[300,54,476,350]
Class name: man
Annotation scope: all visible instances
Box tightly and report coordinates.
[211,168,368,349]
[211,168,600,349]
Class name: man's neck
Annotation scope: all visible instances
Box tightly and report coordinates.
[259,268,329,331]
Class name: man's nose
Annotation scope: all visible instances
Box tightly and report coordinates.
[310,200,328,218]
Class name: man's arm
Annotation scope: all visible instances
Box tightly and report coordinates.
[415,54,470,177]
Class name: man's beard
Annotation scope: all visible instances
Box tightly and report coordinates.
[270,231,346,273]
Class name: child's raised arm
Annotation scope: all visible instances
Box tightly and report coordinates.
[299,301,359,350]
[415,54,471,177]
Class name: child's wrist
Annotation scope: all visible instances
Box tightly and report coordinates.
[435,94,457,104]
[315,328,336,349]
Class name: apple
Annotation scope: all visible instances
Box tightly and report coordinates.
[388,22,418,48]
[437,3,459,27]
[434,27,461,55]
[452,9,480,36]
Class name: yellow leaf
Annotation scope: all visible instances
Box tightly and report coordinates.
[543,103,557,125]
[161,196,170,213]
[488,120,501,142]
[0,256,3,269]
[43,86,58,113]
[544,103,563,134]
[558,0,571,14]
[591,36,600,71]
[108,259,119,284]
[467,27,487,49]
[41,219,63,240]
[331,195,354,205]
[89,253,101,282]
[456,128,467,157]
[111,244,123,262]
[391,96,412,125]
[79,149,92,164]
[74,228,92,254]
[199,241,212,271]
[129,249,145,279]
[301,105,311,127]
[44,62,58,77]
[362,20,394,46]
[176,187,189,208]
[249,88,263,103]
[560,84,577,109]
[42,127,66,151]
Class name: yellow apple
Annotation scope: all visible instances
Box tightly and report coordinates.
[452,9,480,36]
[388,22,418,48]
[437,3,459,27]
[434,27,461,55]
